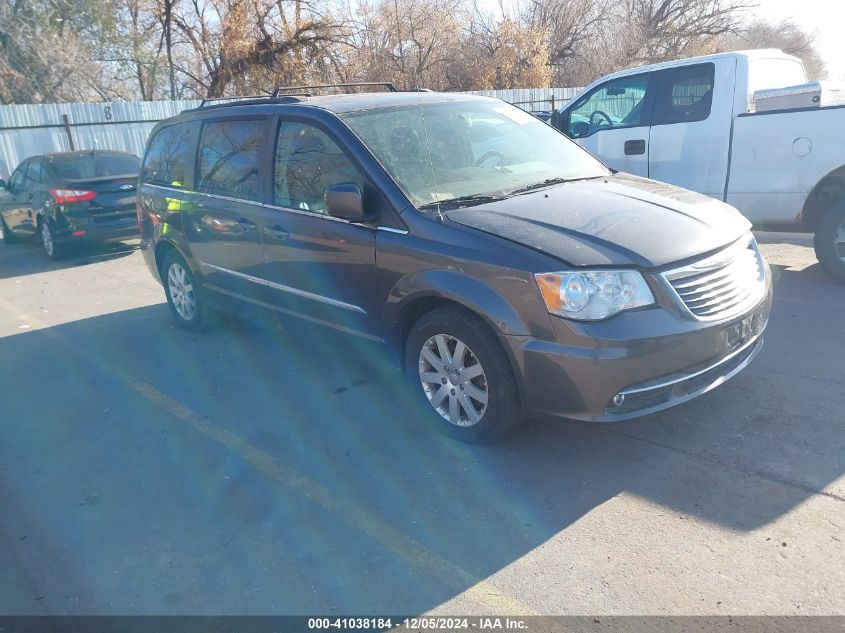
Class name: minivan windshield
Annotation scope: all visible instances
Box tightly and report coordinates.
[341,100,609,208]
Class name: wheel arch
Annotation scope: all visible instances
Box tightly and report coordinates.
[802,164,845,227]
[386,270,533,402]
[154,240,177,280]
[386,269,533,345]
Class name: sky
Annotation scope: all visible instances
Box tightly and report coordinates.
[756,0,845,80]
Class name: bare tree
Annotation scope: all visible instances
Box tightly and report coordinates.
[454,2,550,89]
[172,0,341,98]
[0,0,110,103]
[620,0,754,64]
[718,18,826,79]
[523,0,609,68]
[160,0,179,99]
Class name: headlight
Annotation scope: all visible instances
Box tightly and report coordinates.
[534,270,655,321]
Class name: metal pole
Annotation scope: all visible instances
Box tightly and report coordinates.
[62,114,75,151]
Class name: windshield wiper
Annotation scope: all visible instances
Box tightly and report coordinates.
[508,175,602,195]
[419,193,509,210]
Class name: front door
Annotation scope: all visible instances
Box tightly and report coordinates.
[648,61,731,198]
[185,117,271,320]
[562,72,655,178]
[1,163,34,234]
[260,119,380,349]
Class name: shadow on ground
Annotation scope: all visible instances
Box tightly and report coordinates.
[0,260,842,614]
[0,240,138,281]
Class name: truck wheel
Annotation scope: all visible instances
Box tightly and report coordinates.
[404,306,523,443]
[813,208,845,283]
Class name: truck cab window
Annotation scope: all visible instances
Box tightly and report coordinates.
[653,63,715,125]
[567,74,652,138]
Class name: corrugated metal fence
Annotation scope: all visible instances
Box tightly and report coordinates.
[0,87,582,178]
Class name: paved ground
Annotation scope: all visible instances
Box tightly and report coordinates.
[0,232,842,616]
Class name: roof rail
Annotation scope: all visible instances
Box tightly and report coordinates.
[270,82,397,98]
[198,94,272,107]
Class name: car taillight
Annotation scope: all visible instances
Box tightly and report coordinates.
[49,188,96,204]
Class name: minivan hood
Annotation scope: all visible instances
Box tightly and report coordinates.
[445,172,751,268]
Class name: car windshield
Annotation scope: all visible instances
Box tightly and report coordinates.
[50,153,141,180]
[341,100,608,208]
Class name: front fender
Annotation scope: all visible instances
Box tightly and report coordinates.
[384,268,537,340]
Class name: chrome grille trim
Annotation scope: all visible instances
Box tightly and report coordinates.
[664,236,766,322]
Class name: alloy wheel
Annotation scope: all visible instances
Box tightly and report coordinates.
[41,221,53,257]
[418,333,488,427]
[167,262,197,322]
[835,218,845,262]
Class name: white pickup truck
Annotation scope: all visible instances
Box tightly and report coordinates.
[553,49,845,281]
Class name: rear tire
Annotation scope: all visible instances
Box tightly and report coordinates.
[40,219,66,260]
[0,215,15,244]
[404,306,523,443]
[162,250,210,331]
[813,208,845,283]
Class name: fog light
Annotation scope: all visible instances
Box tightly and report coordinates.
[612,393,625,407]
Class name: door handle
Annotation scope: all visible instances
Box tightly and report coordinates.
[624,139,646,155]
[237,217,256,231]
[263,224,289,240]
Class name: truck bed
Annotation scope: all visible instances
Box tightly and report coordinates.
[726,104,845,227]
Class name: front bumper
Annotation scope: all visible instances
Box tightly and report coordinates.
[505,280,773,422]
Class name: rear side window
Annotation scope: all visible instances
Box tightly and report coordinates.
[25,160,45,185]
[8,165,25,190]
[653,63,715,125]
[198,119,264,202]
[53,153,141,180]
[142,124,192,188]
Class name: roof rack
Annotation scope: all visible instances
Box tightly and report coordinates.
[198,94,273,107]
[192,82,400,111]
[270,82,397,98]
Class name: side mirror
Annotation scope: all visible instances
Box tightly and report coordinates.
[326,182,365,221]
[572,121,589,137]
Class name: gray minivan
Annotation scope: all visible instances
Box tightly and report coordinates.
[138,87,772,442]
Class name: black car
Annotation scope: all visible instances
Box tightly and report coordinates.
[138,88,772,443]
[0,150,141,259]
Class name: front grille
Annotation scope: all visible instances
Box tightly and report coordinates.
[664,237,766,321]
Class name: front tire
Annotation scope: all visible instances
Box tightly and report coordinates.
[162,250,210,331]
[1,215,16,244]
[814,208,845,283]
[404,306,522,443]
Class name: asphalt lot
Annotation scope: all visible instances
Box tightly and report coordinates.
[0,232,843,615]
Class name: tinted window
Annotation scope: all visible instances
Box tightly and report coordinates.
[568,74,652,137]
[653,63,715,125]
[274,122,363,213]
[198,120,264,202]
[52,153,141,180]
[8,165,25,190]
[142,124,192,187]
[25,160,45,185]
